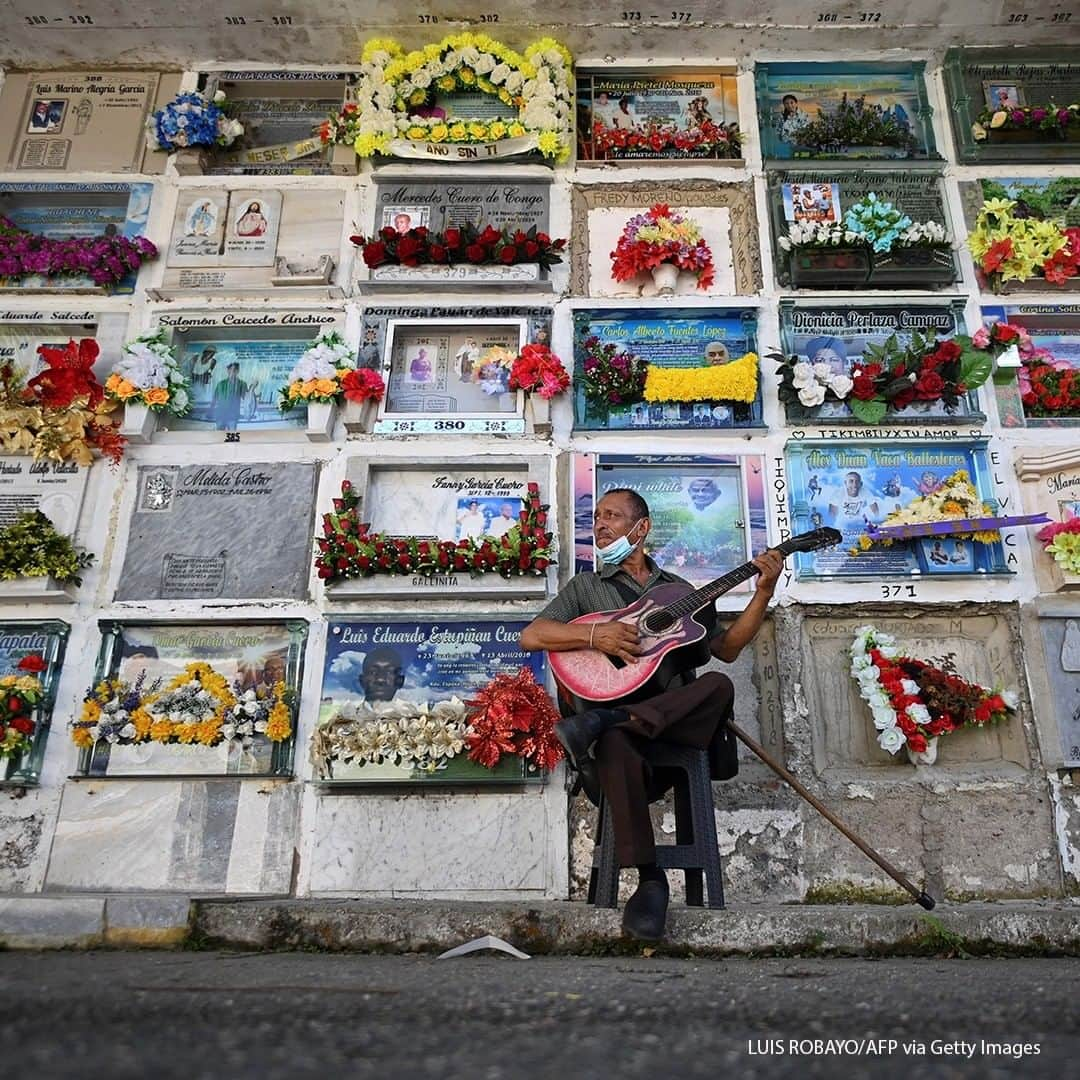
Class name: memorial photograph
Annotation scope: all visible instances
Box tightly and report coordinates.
[785,440,1009,579]
[573,453,768,590]
[312,618,544,782]
[74,620,306,779]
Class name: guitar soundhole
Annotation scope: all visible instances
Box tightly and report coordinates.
[642,611,674,634]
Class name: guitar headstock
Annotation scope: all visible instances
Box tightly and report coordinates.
[779,527,843,555]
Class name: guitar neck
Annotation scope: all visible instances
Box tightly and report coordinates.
[659,536,802,622]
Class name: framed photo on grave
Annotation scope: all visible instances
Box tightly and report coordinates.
[943,47,1080,164]
[359,305,552,436]
[0,620,68,786]
[0,70,181,174]
[571,307,764,431]
[153,187,344,298]
[983,304,1080,428]
[313,618,546,784]
[1015,448,1080,592]
[325,455,552,600]
[575,68,742,164]
[767,168,957,290]
[959,178,1080,296]
[777,299,982,426]
[754,61,938,163]
[153,310,341,439]
[114,462,317,603]
[573,453,768,591]
[569,180,760,297]
[192,70,357,175]
[359,172,555,290]
[785,440,1009,580]
[76,620,308,779]
[0,183,153,294]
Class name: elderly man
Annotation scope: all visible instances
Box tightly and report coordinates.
[520,488,782,940]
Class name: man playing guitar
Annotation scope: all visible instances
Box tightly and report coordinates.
[520,488,783,941]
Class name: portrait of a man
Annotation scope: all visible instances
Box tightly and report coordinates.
[358,648,405,704]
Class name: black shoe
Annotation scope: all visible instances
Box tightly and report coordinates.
[622,877,670,942]
[568,757,602,807]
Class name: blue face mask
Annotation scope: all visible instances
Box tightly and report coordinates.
[596,519,644,566]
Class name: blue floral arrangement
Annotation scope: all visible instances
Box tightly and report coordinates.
[146,91,244,153]
[843,193,913,254]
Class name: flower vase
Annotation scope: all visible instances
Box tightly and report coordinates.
[905,737,938,766]
[306,401,338,442]
[342,398,378,434]
[527,394,552,435]
[172,147,211,175]
[119,402,158,444]
[650,263,679,295]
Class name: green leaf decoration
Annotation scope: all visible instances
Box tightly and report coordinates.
[848,397,888,424]
[959,348,993,391]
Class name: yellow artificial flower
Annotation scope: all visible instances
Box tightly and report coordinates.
[114,378,139,401]
[406,124,427,141]
[643,353,759,404]
[537,131,561,157]
[132,707,153,740]
[449,122,468,140]
[266,701,292,742]
[430,123,449,143]
[150,720,173,744]
[105,373,122,391]
[195,719,221,746]
[71,727,93,749]
[468,121,488,139]
[175,723,198,745]
[144,387,169,407]
[403,52,426,74]
[509,121,526,138]
[989,110,1008,129]
[313,378,339,397]
[423,43,443,60]
[384,59,407,83]
[0,676,14,687]
[460,67,477,85]
[489,121,508,140]
[498,89,513,106]
[361,38,403,63]
[409,89,427,106]
[354,132,389,157]
[437,74,457,93]
[81,699,101,724]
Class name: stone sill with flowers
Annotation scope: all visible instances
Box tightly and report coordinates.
[311,666,562,785]
[319,33,573,165]
[145,89,246,174]
[968,196,1080,295]
[352,223,567,290]
[71,663,294,778]
[988,320,1080,428]
[317,481,555,600]
[971,102,1080,149]
[778,193,957,290]
[780,92,930,161]
[772,323,1005,426]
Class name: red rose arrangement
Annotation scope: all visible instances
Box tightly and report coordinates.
[465,666,563,772]
[609,204,715,290]
[0,655,47,762]
[315,480,555,583]
[351,224,566,270]
[508,344,570,400]
[340,367,386,404]
[592,119,741,159]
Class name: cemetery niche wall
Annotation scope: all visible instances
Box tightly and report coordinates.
[151,310,341,442]
[0,620,68,786]
[1016,447,1080,593]
[355,172,558,291]
[943,47,1080,164]
[0,182,154,294]
[776,299,984,428]
[312,618,547,784]
[152,187,345,298]
[575,68,742,164]
[0,70,181,174]
[784,440,1009,579]
[572,307,763,431]
[767,169,957,289]
[573,452,768,590]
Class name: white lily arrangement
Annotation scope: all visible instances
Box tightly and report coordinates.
[311,697,471,777]
[347,34,573,161]
[778,221,865,251]
[105,330,192,415]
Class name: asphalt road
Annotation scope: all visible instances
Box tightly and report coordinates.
[1,951,1074,1079]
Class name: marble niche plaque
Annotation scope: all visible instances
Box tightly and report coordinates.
[0,456,88,534]
[0,70,179,174]
[115,462,317,601]
[1036,614,1080,765]
[1016,448,1080,592]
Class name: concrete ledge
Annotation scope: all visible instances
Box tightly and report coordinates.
[0,897,105,949]
[191,898,1080,958]
[104,896,193,947]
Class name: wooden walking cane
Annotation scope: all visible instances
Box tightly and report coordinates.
[726,718,936,910]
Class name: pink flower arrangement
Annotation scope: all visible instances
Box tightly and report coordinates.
[508,344,570,400]
[610,204,715,290]
[340,368,386,403]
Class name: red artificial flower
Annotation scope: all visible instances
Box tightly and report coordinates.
[934,340,961,363]
[340,368,386,404]
[7,696,24,713]
[995,324,1020,343]
[396,235,425,266]
[981,238,1014,274]
[915,371,945,400]
[465,243,487,263]
[29,338,104,409]
[362,242,388,268]
[17,655,46,673]
[499,246,518,265]
[851,374,878,400]
[443,227,462,248]
[906,733,928,754]
[10,716,34,736]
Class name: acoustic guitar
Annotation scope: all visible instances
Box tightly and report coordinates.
[550,527,842,711]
